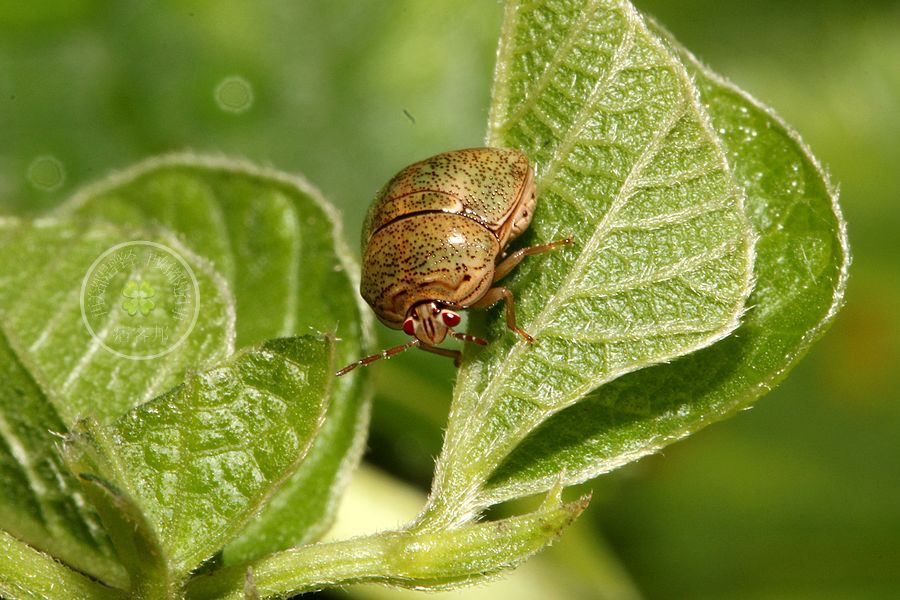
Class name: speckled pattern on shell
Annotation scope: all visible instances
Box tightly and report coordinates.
[362,213,500,326]
[362,147,532,246]
[360,147,537,328]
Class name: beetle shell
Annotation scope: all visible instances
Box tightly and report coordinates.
[362,147,535,249]
[360,147,536,329]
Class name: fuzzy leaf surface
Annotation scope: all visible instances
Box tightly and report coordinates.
[0,530,125,600]
[58,155,372,561]
[483,24,850,502]
[425,0,754,523]
[65,335,333,578]
[0,217,233,587]
[0,219,235,425]
[0,324,124,586]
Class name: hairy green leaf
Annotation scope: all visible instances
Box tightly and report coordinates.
[0,324,125,586]
[0,530,125,600]
[481,22,850,503]
[62,466,172,598]
[0,218,236,425]
[64,335,333,579]
[186,488,588,600]
[0,217,233,588]
[58,155,373,560]
[424,0,754,524]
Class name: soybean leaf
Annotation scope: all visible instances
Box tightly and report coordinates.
[481,22,850,503]
[61,465,171,598]
[0,217,232,587]
[0,530,125,600]
[424,0,755,524]
[0,218,236,425]
[58,155,373,561]
[64,335,334,580]
[186,486,588,600]
[0,324,125,587]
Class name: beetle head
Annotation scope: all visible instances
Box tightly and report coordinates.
[336,300,487,377]
[404,301,460,346]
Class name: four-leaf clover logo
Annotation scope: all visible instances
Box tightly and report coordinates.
[122,280,156,316]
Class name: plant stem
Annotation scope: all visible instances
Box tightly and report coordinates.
[185,495,586,600]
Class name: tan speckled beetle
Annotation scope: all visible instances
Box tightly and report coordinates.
[337,147,571,376]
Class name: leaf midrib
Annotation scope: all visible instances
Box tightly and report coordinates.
[451,1,750,500]
[473,99,689,430]
[464,4,640,441]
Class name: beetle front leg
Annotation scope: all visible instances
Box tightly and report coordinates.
[336,339,420,376]
[470,286,535,343]
[418,344,463,367]
[493,236,572,281]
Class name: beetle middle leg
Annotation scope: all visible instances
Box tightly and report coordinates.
[494,236,572,281]
[469,286,534,343]
[474,236,572,344]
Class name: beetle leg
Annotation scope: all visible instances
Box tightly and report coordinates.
[470,286,535,343]
[418,344,463,367]
[493,236,572,281]
[336,339,420,376]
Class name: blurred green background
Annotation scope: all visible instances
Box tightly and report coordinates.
[1,1,897,598]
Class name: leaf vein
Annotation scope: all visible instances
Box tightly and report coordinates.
[539,20,637,186]
[610,201,731,231]
[633,162,721,191]
[564,238,737,300]
[542,322,723,345]
[503,0,604,128]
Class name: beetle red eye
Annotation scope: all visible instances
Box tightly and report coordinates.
[403,318,416,336]
[442,311,461,328]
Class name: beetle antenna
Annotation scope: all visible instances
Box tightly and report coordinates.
[450,331,488,346]
[336,339,420,377]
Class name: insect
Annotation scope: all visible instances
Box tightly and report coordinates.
[337,147,570,376]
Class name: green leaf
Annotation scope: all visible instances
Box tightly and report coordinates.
[0,530,125,600]
[423,0,754,525]
[0,324,126,587]
[185,488,589,600]
[62,464,171,598]
[0,217,232,587]
[480,20,850,504]
[64,335,334,580]
[57,154,373,560]
[0,218,236,425]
